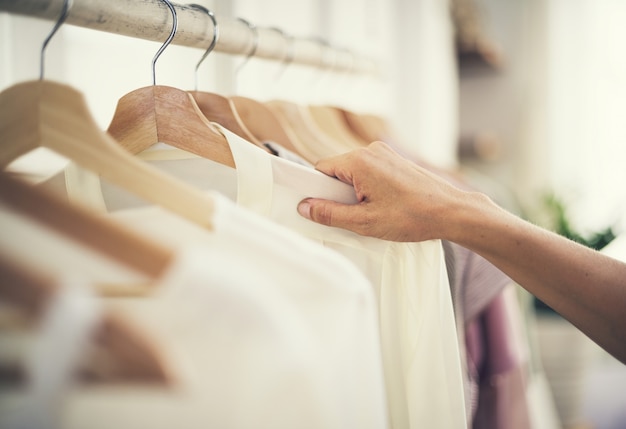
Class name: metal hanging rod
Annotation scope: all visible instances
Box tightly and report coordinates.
[0,0,379,76]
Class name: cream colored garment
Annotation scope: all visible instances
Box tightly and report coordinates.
[60,193,387,429]
[218,125,466,429]
[62,127,466,428]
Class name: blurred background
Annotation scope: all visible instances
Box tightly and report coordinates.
[1,0,625,428]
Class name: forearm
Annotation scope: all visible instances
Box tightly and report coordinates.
[445,192,626,363]
[298,142,626,362]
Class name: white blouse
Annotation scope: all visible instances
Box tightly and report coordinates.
[214,124,467,429]
[61,124,467,429]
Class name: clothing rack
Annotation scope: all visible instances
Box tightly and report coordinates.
[0,0,379,76]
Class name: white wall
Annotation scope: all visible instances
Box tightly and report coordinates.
[458,0,626,234]
[230,0,397,117]
[544,0,626,234]
[391,0,459,169]
[458,0,539,208]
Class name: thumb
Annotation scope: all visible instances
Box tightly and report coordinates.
[297,198,359,229]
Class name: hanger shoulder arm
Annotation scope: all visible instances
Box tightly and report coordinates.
[0,173,175,279]
[82,310,176,385]
[0,82,47,167]
[189,90,261,146]
[109,86,236,168]
[107,87,160,154]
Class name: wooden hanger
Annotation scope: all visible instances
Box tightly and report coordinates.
[265,100,343,160]
[107,85,236,168]
[0,172,174,281]
[307,104,368,149]
[107,2,265,168]
[106,0,245,169]
[0,249,58,320]
[340,109,396,144]
[0,80,215,229]
[0,252,174,385]
[229,96,307,157]
[259,100,320,163]
[189,90,265,147]
[183,6,266,150]
[0,1,216,228]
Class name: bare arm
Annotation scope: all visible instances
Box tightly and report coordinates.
[297,141,626,364]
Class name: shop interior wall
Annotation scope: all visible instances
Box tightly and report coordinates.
[458,0,626,236]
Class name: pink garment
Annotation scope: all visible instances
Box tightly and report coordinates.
[466,290,531,429]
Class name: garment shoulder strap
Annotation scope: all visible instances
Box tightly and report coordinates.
[211,123,274,216]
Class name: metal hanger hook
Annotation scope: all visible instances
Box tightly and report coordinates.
[340,47,355,76]
[152,0,178,86]
[305,37,334,88]
[234,18,258,75]
[319,38,337,75]
[268,27,294,80]
[40,0,73,80]
[189,4,219,91]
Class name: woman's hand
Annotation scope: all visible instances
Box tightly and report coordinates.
[297,141,471,242]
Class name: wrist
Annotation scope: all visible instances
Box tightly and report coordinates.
[441,190,498,245]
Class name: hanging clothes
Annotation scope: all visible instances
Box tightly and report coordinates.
[467,286,532,429]
[56,124,468,429]
[1,191,389,429]
[63,240,387,429]
[361,133,533,429]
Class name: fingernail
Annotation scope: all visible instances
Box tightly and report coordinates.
[297,200,311,219]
